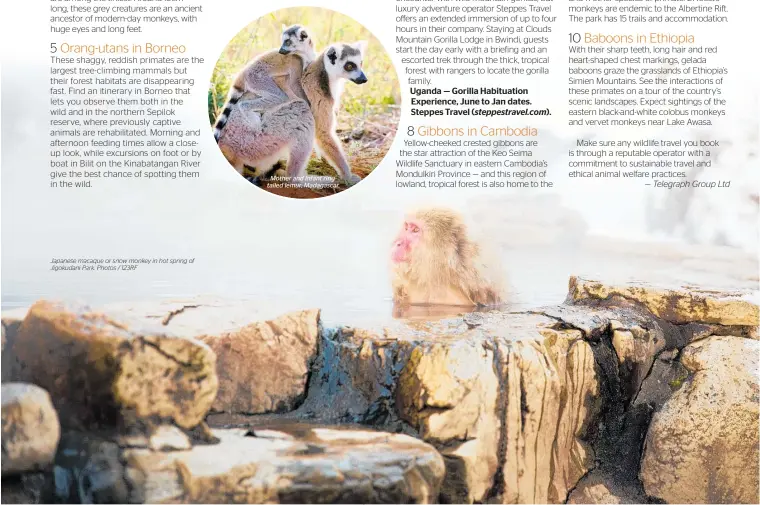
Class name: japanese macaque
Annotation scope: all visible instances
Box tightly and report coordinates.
[391,207,506,306]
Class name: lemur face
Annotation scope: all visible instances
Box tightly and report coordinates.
[324,41,369,85]
[279,24,314,59]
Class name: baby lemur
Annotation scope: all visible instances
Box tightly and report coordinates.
[213,24,316,142]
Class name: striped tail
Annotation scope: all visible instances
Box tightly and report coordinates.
[213,85,244,143]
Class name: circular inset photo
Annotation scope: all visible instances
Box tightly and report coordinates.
[209,7,400,199]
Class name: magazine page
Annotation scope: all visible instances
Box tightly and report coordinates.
[1,0,758,503]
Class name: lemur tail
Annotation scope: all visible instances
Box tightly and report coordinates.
[213,85,244,143]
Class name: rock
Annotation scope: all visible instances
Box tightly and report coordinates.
[147,425,192,451]
[609,320,666,401]
[271,328,419,430]
[1,308,28,383]
[103,299,320,415]
[52,433,130,504]
[350,127,364,140]
[198,309,320,414]
[566,471,646,504]
[568,276,759,327]
[0,473,48,504]
[640,336,760,504]
[397,337,501,503]
[568,480,623,505]
[535,304,667,405]
[395,316,601,504]
[15,282,759,503]
[106,297,292,336]
[116,425,192,452]
[224,311,604,504]
[657,348,678,362]
[1,309,27,349]
[1,383,60,475]
[7,300,217,432]
[492,318,600,504]
[52,425,446,504]
[632,353,689,411]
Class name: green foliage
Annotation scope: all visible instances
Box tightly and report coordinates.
[668,369,689,390]
[208,7,400,124]
[306,157,339,178]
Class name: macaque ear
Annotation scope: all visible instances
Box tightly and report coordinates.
[355,40,369,55]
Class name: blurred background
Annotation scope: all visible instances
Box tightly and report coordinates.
[2,1,757,326]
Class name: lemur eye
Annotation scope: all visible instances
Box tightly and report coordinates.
[344,62,356,71]
[284,40,292,46]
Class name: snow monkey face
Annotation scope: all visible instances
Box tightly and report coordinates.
[325,41,369,85]
[391,217,423,264]
[279,24,314,58]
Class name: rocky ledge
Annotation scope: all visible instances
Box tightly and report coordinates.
[1,277,758,504]
[51,426,444,504]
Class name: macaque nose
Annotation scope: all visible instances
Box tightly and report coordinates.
[391,240,408,263]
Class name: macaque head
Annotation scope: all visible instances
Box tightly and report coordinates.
[279,24,315,60]
[324,41,369,85]
[391,207,506,307]
[391,208,463,266]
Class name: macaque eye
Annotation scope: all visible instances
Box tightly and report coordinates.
[411,225,420,233]
[344,62,356,72]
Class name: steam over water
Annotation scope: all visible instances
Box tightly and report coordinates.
[2,65,758,316]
